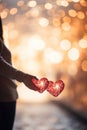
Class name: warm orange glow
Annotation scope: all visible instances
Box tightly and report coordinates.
[80,0,87,7]
[1,10,8,19]
[44,48,63,64]
[27,0,37,8]
[86,11,87,15]
[56,0,61,6]
[56,0,69,7]
[8,30,19,39]
[1,0,87,103]
[68,64,78,76]
[29,35,46,50]
[68,48,80,61]
[73,3,81,10]
[77,11,85,19]
[45,3,53,10]
[85,24,87,31]
[81,60,87,72]
[59,10,66,17]
[61,1,69,7]
[69,9,77,17]
[7,22,15,30]
[62,22,71,31]
[72,0,80,2]
[17,0,24,7]
[60,39,71,51]
[17,84,49,103]
[39,17,49,27]
[79,39,87,48]
[30,8,39,17]
[63,16,71,23]
[53,18,61,27]
[10,8,18,15]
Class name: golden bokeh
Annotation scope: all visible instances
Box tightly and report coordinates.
[45,3,53,10]
[81,60,87,72]
[10,8,18,15]
[0,0,87,105]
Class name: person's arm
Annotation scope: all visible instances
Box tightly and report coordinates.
[0,40,39,91]
[0,56,39,91]
[0,56,25,82]
[0,38,25,82]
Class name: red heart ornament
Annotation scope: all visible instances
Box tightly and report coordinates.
[47,80,64,97]
[32,77,49,93]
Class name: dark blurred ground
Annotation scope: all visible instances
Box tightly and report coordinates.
[13,102,87,130]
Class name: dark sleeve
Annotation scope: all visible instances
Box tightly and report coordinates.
[0,36,26,82]
[0,56,26,82]
[0,38,3,55]
[0,18,26,82]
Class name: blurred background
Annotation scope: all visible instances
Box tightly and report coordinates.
[0,0,87,116]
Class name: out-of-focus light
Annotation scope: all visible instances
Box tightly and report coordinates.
[69,9,77,17]
[85,24,87,31]
[29,35,46,50]
[53,18,61,27]
[58,10,65,17]
[72,0,80,2]
[73,3,81,10]
[79,39,87,48]
[1,10,8,19]
[56,0,61,5]
[68,0,73,2]
[17,84,49,103]
[25,11,31,17]
[77,11,85,19]
[7,22,15,30]
[56,0,69,7]
[80,0,87,7]
[39,17,49,27]
[44,48,63,64]
[62,22,71,31]
[10,8,18,15]
[68,48,80,61]
[61,0,69,7]
[27,0,37,7]
[45,3,53,10]
[24,61,40,74]
[30,8,40,17]
[17,0,24,6]
[81,60,87,72]
[9,30,19,39]
[68,64,78,76]
[60,39,71,51]
[26,4,40,17]
[49,36,59,45]
[14,37,37,60]
[63,16,71,23]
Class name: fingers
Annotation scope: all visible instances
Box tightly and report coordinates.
[23,74,41,91]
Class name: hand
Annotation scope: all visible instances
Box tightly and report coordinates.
[23,74,40,91]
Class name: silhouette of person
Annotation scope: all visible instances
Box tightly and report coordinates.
[0,17,40,130]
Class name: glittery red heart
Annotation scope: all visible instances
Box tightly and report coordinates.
[32,77,49,93]
[47,80,64,97]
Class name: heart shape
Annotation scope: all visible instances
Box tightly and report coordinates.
[32,77,49,93]
[47,80,64,97]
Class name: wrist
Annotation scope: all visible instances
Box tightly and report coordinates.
[15,70,26,82]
